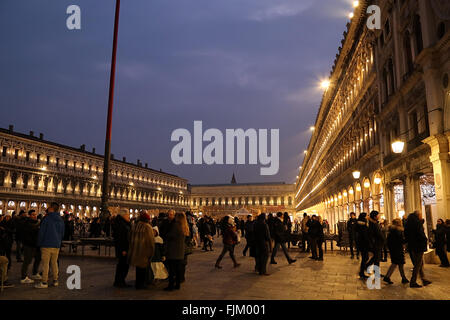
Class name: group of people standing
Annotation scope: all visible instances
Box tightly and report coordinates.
[0,202,65,289]
[349,210,449,288]
[112,209,192,291]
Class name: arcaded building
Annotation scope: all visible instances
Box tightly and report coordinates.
[0,126,189,217]
[190,176,295,218]
[295,0,450,237]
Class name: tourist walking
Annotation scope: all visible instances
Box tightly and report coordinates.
[164,212,190,291]
[404,211,432,288]
[432,219,449,267]
[243,215,254,256]
[0,213,14,270]
[270,212,296,265]
[383,218,409,285]
[253,213,272,276]
[355,212,370,280]
[128,211,155,290]
[20,210,41,284]
[112,209,131,288]
[381,219,389,262]
[366,211,384,268]
[35,202,65,289]
[347,212,359,259]
[215,216,240,269]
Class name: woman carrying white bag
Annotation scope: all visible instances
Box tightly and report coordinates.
[149,227,168,283]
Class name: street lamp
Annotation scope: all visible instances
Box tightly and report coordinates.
[391,140,405,154]
[310,126,315,132]
[320,79,330,90]
[352,171,361,179]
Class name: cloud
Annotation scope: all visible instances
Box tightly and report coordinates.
[285,86,323,106]
[248,0,315,21]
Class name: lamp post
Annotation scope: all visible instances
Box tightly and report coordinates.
[100,0,121,221]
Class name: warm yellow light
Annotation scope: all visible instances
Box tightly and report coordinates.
[304,150,307,154]
[353,1,359,8]
[349,189,354,195]
[349,12,354,19]
[352,171,361,179]
[356,185,361,192]
[310,126,315,131]
[41,166,47,171]
[374,177,381,185]
[338,195,342,199]
[391,140,405,154]
[364,181,370,188]
[320,79,330,90]
[343,191,348,197]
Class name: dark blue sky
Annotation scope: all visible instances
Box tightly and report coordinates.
[0,0,352,184]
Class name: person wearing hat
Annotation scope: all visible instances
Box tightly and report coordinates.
[112,209,131,288]
[128,210,155,290]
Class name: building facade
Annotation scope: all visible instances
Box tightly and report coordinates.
[0,126,189,217]
[190,182,295,218]
[295,0,450,237]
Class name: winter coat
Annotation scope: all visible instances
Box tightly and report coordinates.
[433,224,447,249]
[165,223,186,260]
[367,218,385,252]
[244,220,255,241]
[446,225,450,253]
[355,219,369,251]
[14,216,27,241]
[112,215,131,256]
[222,224,238,246]
[272,218,288,243]
[347,218,357,238]
[404,213,428,253]
[308,220,323,239]
[301,217,309,233]
[37,212,65,248]
[387,225,406,265]
[22,218,40,248]
[253,220,271,253]
[128,221,155,268]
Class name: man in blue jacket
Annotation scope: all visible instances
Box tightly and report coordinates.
[35,202,64,289]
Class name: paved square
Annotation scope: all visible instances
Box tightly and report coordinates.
[1,242,449,300]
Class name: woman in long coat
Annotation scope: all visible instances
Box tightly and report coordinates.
[164,212,189,291]
[128,211,155,290]
[355,212,369,279]
[383,218,409,284]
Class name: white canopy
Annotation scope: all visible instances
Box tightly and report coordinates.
[234,207,250,216]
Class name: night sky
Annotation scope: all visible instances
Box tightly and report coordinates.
[0,0,353,185]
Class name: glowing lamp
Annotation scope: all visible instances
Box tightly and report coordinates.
[364,181,370,188]
[391,140,405,154]
[374,177,381,185]
[352,171,361,179]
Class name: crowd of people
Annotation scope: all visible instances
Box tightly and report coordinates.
[1,206,449,292]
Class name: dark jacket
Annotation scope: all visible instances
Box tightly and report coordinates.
[308,219,323,239]
[355,219,369,251]
[37,212,65,248]
[14,216,27,241]
[446,224,450,252]
[222,224,238,246]
[244,220,255,241]
[112,215,131,255]
[432,224,447,249]
[165,223,186,260]
[272,218,288,243]
[22,218,40,248]
[404,213,428,253]
[368,218,385,252]
[253,220,271,253]
[387,225,406,265]
[347,218,357,238]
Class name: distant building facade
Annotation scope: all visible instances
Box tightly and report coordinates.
[190,181,295,218]
[0,126,189,217]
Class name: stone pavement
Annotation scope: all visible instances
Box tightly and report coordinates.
[1,241,449,300]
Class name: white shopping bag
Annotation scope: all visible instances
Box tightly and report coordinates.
[151,262,169,280]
